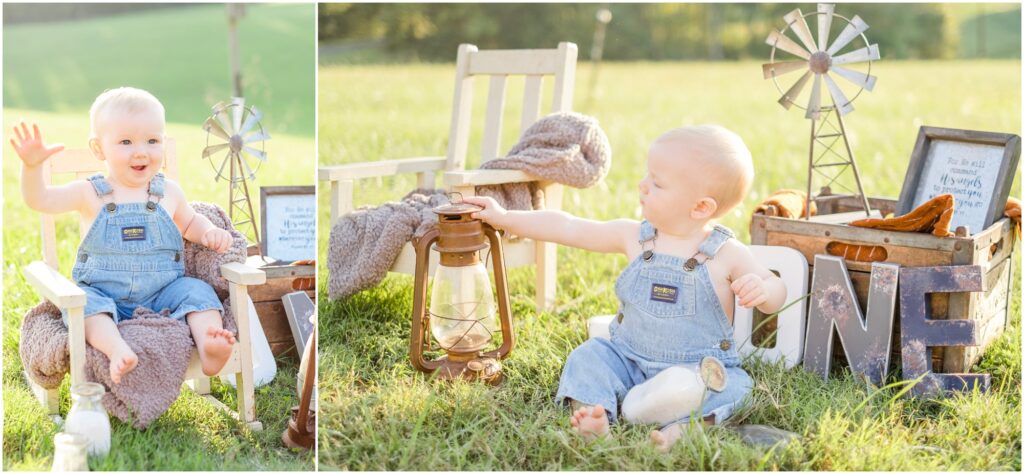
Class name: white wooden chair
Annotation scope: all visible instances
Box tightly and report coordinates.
[320,42,578,312]
[23,138,267,430]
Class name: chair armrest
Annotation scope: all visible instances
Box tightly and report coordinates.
[319,156,447,181]
[23,261,86,309]
[444,169,540,187]
[220,262,266,286]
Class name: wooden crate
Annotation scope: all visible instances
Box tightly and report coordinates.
[246,256,315,361]
[750,193,1016,373]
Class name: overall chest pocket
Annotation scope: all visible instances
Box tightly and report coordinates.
[103,214,163,253]
[629,267,696,318]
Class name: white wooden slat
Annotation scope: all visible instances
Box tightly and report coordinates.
[444,169,536,187]
[446,44,478,171]
[467,49,563,75]
[67,305,86,387]
[24,260,87,308]
[331,179,353,222]
[318,156,446,181]
[229,281,257,424]
[481,75,508,163]
[521,75,544,133]
[551,42,577,112]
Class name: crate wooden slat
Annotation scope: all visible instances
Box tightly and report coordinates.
[751,193,1016,374]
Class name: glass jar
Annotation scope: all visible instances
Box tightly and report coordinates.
[64,383,111,457]
[51,432,89,471]
[429,261,498,353]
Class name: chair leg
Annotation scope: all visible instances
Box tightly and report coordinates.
[26,371,60,415]
[186,377,212,395]
[228,280,262,431]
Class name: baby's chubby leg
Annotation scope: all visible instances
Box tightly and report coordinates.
[84,314,138,384]
[187,310,235,376]
[622,357,728,426]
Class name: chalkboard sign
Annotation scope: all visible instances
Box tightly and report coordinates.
[260,186,316,262]
[897,127,1020,234]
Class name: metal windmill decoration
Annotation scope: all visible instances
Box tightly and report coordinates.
[202,97,270,251]
[763,4,879,218]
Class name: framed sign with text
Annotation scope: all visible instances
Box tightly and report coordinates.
[896,126,1020,234]
[260,186,316,262]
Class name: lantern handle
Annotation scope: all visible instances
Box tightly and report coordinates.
[481,224,515,361]
[410,225,443,373]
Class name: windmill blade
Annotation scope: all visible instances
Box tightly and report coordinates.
[826,15,869,55]
[831,65,877,91]
[214,109,235,138]
[243,146,268,162]
[239,151,259,180]
[778,70,813,109]
[230,97,245,134]
[817,4,835,51]
[214,152,232,181]
[805,74,823,119]
[784,9,818,53]
[201,143,229,159]
[203,118,231,141]
[823,73,855,116]
[238,107,264,136]
[762,60,808,79]
[243,130,272,144]
[766,30,811,60]
[831,44,880,66]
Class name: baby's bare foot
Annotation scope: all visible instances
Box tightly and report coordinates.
[200,327,236,376]
[109,346,138,384]
[650,423,683,452]
[569,404,610,440]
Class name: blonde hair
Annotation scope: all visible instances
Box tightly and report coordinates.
[89,87,165,139]
[654,125,754,218]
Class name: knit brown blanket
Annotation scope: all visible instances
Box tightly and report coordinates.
[327,112,612,299]
[20,202,246,429]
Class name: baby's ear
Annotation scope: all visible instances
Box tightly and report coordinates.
[88,138,105,160]
[690,197,718,219]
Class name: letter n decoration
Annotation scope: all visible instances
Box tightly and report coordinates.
[899,265,990,397]
[803,256,899,385]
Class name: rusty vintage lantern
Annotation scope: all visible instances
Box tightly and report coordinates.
[409,199,514,384]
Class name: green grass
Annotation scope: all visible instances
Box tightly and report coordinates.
[4,110,315,468]
[317,60,1021,470]
[3,4,316,137]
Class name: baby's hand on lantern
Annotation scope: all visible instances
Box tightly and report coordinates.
[731,273,768,309]
[462,196,507,226]
[202,227,233,253]
[10,122,64,168]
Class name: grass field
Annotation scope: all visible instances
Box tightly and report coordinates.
[3,3,315,137]
[3,4,315,471]
[317,60,1021,470]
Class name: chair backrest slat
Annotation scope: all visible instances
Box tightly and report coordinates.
[481,75,508,163]
[520,75,544,133]
[39,138,178,270]
[445,42,577,172]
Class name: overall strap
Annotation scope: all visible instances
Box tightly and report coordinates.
[145,173,165,211]
[147,173,166,200]
[638,220,657,243]
[87,174,114,197]
[87,174,118,213]
[697,224,734,259]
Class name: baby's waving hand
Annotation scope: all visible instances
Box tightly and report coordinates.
[10,122,64,168]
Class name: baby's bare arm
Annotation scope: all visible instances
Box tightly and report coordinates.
[462,195,634,255]
[11,122,87,214]
[722,241,787,314]
[167,180,233,253]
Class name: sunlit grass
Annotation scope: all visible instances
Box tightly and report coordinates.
[318,60,1021,470]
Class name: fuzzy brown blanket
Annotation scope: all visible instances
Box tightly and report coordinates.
[20,202,246,428]
[327,112,612,299]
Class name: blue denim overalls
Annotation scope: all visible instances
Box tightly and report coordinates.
[67,173,223,325]
[555,221,753,425]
